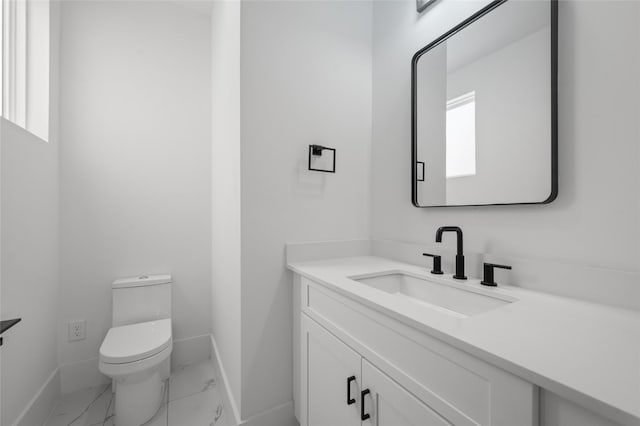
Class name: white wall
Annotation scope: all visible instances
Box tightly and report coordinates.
[58,1,212,383]
[210,0,242,416]
[0,120,59,425]
[0,2,60,423]
[372,0,639,273]
[238,0,372,419]
[372,0,639,423]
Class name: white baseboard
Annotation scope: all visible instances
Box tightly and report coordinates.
[59,357,109,394]
[209,334,298,426]
[171,334,212,369]
[240,400,297,426]
[210,334,242,425]
[12,368,60,426]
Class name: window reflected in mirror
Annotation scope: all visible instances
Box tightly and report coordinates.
[446,91,476,179]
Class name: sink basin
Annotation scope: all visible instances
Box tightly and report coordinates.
[350,271,515,318]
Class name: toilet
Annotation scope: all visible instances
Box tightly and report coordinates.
[99,275,173,426]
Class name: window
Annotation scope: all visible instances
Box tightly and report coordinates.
[446,91,476,178]
[1,0,50,141]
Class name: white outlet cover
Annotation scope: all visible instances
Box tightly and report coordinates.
[68,320,86,342]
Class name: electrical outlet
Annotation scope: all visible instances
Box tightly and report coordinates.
[68,320,86,342]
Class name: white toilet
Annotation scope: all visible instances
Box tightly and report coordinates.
[99,275,173,426]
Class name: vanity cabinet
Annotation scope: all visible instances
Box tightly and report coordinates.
[295,275,538,426]
[303,316,450,426]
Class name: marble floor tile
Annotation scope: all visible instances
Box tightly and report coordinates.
[169,360,216,402]
[104,392,114,425]
[45,384,110,426]
[145,379,170,426]
[144,402,168,426]
[102,379,169,426]
[46,360,227,426]
[167,387,227,426]
[102,402,167,426]
[84,385,113,426]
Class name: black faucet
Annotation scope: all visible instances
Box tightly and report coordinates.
[435,226,467,280]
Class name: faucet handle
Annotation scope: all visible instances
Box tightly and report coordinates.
[481,262,512,287]
[422,253,443,275]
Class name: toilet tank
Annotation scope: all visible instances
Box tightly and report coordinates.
[112,274,172,327]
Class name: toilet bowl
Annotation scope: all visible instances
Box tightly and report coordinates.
[99,319,172,426]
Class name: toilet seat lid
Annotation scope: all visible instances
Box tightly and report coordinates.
[100,319,172,364]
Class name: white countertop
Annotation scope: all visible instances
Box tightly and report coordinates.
[288,256,640,426]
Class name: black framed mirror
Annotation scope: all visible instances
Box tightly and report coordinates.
[411,0,557,207]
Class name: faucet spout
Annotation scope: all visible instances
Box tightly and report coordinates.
[435,226,464,256]
[435,226,466,280]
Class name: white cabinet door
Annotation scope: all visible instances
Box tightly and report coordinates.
[302,315,362,426]
[361,359,452,426]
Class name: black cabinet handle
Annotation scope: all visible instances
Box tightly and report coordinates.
[361,389,371,421]
[347,376,356,405]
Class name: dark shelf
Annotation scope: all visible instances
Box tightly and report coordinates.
[0,318,22,346]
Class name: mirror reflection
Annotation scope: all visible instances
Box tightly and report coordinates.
[413,0,556,207]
